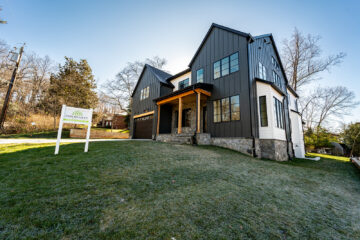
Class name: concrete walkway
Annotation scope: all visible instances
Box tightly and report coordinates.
[0,138,148,144]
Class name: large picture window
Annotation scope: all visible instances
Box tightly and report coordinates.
[221,98,230,122]
[273,97,284,129]
[213,52,239,79]
[230,95,240,120]
[213,100,221,123]
[178,78,189,90]
[197,68,204,83]
[259,96,268,127]
[213,95,241,123]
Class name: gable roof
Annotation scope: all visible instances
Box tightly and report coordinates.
[253,34,289,85]
[166,68,191,82]
[131,64,173,97]
[188,23,254,66]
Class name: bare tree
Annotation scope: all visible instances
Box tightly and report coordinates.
[102,56,167,114]
[281,28,346,91]
[300,86,359,130]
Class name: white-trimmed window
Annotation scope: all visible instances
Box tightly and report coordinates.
[258,62,266,80]
[272,71,281,88]
[140,86,149,100]
[272,56,280,70]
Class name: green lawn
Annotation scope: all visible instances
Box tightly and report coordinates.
[0,130,70,139]
[0,141,359,239]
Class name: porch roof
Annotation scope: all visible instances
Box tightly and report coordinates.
[154,83,213,105]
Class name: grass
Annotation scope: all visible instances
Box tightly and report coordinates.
[0,130,70,139]
[307,152,350,162]
[0,141,359,239]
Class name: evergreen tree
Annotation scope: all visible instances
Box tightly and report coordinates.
[43,57,98,126]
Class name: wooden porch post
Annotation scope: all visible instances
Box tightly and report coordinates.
[157,104,160,135]
[178,97,182,134]
[197,92,201,133]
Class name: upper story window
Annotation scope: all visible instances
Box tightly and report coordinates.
[272,71,281,88]
[258,62,266,80]
[294,99,298,112]
[214,61,221,79]
[213,95,241,123]
[178,78,189,90]
[213,52,239,79]
[274,97,284,129]
[230,53,239,73]
[272,56,280,70]
[197,68,204,83]
[140,86,149,100]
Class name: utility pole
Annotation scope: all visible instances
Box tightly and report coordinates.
[0,45,24,133]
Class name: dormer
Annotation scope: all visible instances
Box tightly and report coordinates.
[166,69,192,91]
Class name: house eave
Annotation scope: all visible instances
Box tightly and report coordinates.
[255,78,286,96]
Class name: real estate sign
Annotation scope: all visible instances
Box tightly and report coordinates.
[55,105,93,155]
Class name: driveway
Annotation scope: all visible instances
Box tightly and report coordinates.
[0,138,149,144]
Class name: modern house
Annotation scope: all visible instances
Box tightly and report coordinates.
[130,23,305,161]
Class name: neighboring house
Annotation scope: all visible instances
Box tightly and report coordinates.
[97,114,128,129]
[130,23,305,161]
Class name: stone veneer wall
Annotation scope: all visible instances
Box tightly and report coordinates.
[172,102,196,134]
[258,139,289,161]
[157,134,290,161]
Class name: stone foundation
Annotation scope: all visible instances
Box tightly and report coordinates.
[196,133,211,145]
[156,133,194,144]
[211,137,254,156]
[258,139,289,161]
[156,133,290,161]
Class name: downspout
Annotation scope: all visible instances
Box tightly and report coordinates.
[247,37,257,158]
[284,96,293,160]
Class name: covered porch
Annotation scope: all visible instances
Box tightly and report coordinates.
[155,83,212,137]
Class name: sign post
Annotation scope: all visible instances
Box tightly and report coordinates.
[55,105,93,155]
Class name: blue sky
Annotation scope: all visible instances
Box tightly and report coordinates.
[1,0,360,127]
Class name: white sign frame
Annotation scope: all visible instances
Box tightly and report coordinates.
[55,105,93,155]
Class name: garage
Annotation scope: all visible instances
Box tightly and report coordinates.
[133,114,153,139]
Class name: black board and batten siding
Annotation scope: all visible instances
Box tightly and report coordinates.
[130,68,161,138]
[248,36,292,141]
[190,27,252,138]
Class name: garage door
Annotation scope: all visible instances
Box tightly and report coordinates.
[134,115,153,139]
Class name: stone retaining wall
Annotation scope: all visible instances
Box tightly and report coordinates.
[70,129,129,139]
